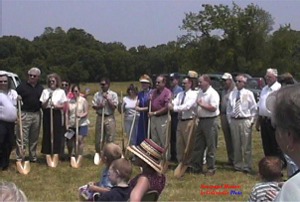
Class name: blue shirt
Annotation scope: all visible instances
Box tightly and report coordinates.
[172,85,183,98]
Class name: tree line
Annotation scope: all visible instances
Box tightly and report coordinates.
[1,2,300,83]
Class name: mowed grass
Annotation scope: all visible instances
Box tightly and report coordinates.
[0,82,276,201]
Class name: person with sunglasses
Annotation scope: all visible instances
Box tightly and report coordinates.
[0,73,18,170]
[65,84,89,158]
[40,73,67,161]
[227,74,257,174]
[15,67,44,163]
[92,78,118,155]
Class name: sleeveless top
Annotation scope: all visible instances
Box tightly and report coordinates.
[68,96,90,127]
[129,172,166,195]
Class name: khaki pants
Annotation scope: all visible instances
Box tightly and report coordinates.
[95,115,116,153]
[220,114,234,164]
[230,118,252,171]
[16,111,41,161]
[176,119,196,164]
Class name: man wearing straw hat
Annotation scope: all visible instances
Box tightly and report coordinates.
[148,75,172,149]
[92,78,118,154]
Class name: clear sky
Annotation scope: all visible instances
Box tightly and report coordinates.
[1,0,300,48]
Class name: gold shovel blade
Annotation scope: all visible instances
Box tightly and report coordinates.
[174,163,188,178]
[16,161,31,175]
[70,155,83,168]
[94,152,101,165]
[46,154,59,168]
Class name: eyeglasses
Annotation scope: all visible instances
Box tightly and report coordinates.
[156,81,162,84]
[73,90,78,93]
[49,80,56,83]
[100,83,106,86]
[0,80,8,84]
[236,80,244,83]
[28,74,37,78]
[62,83,69,87]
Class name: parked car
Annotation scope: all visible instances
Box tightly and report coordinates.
[0,70,21,89]
[246,77,265,102]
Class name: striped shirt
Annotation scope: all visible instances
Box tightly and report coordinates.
[249,181,281,202]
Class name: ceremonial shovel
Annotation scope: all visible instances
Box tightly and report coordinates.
[94,110,104,165]
[174,118,196,178]
[161,108,171,174]
[71,116,83,168]
[16,100,31,175]
[147,100,152,139]
[46,107,59,167]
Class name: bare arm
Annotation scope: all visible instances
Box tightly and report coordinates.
[130,176,150,202]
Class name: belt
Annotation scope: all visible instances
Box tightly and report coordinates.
[232,117,249,120]
[199,116,218,120]
[155,113,167,117]
[180,118,194,122]
[23,110,40,113]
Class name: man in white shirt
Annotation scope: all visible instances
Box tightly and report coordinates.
[227,74,257,173]
[190,75,220,176]
[169,77,197,165]
[255,68,284,163]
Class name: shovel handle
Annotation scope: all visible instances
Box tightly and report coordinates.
[147,99,152,139]
[17,100,25,159]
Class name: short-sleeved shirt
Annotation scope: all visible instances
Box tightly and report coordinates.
[196,86,220,118]
[40,88,67,108]
[151,87,172,112]
[249,181,281,202]
[97,167,113,188]
[123,96,139,119]
[92,89,118,115]
[257,81,281,117]
[16,82,43,112]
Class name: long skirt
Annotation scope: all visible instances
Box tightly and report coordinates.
[41,108,63,154]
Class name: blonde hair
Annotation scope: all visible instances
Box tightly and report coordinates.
[110,158,132,182]
[102,143,122,166]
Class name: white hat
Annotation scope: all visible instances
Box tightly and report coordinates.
[222,72,233,80]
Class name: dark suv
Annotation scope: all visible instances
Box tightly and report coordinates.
[246,77,265,101]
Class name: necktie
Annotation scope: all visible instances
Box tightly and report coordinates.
[181,92,186,105]
[234,91,241,118]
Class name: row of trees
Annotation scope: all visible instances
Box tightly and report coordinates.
[1,3,300,83]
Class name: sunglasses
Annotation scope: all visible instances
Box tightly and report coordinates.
[28,74,37,78]
[100,83,106,86]
[236,80,244,83]
[62,83,69,87]
[73,90,79,93]
[0,80,8,84]
[156,81,162,84]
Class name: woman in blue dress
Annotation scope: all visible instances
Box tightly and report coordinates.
[135,74,152,145]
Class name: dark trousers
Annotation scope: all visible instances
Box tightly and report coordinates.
[260,118,285,162]
[0,120,15,169]
[170,112,178,161]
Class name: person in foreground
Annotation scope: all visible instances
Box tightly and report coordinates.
[95,158,132,201]
[0,181,27,202]
[248,156,282,202]
[127,138,166,202]
[79,143,122,200]
[269,84,300,201]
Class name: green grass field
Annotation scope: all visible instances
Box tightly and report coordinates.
[0,82,278,201]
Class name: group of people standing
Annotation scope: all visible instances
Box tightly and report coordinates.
[0,67,91,170]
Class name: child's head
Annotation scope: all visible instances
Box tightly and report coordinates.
[258,156,282,181]
[102,143,122,166]
[109,158,132,185]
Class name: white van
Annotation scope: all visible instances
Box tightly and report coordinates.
[0,70,21,89]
